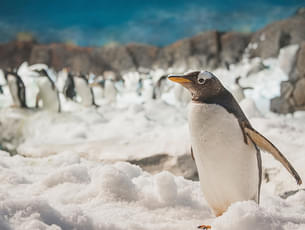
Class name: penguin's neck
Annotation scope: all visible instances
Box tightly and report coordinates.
[191,89,248,123]
[192,90,232,108]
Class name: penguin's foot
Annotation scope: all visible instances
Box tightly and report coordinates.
[197,225,211,229]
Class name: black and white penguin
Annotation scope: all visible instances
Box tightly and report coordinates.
[154,75,168,99]
[4,69,27,108]
[0,85,4,95]
[231,76,254,102]
[63,72,77,101]
[168,70,302,228]
[104,78,117,104]
[34,69,61,112]
[74,73,98,107]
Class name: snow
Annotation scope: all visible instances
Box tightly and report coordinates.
[0,53,305,229]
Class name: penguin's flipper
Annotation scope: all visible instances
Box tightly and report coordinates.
[244,127,302,185]
[191,147,194,161]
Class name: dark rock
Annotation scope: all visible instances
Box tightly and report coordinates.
[0,41,35,69]
[29,44,111,75]
[249,12,305,59]
[280,81,294,99]
[220,32,252,65]
[30,45,51,65]
[155,38,192,69]
[126,43,159,69]
[155,30,221,70]
[293,78,305,106]
[189,30,221,69]
[270,96,294,114]
[296,42,305,79]
[128,153,198,180]
[94,43,136,72]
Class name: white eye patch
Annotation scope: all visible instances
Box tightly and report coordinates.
[198,71,214,80]
[197,71,214,84]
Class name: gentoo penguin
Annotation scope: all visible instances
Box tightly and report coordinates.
[4,70,27,108]
[74,73,98,107]
[142,78,156,101]
[63,72,77,101]
[168,71,302,228]
[0,85,4,94]
[246,61,268,77]
[154,75,168,99]
[231,76,253,102]
[34,69,61,112]
[90,77,105,100]
[104,79,117,104]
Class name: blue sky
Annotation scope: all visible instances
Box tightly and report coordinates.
[0,0,304,46]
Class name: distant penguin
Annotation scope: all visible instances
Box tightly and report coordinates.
[142,78,156,101]
[246,61,268,77]
[231,76,254,102]
[104,79,117,104]
[136,78,143,96]
[74,73,98,107]
[34,69,61,112]
[63,72,77,101]
[155,75,168,99]
[4,70,27,108]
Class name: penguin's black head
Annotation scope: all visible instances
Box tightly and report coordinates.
[35,69,48,77]
[168,70,226,102]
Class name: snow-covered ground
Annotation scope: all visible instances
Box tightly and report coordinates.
[0,55,305,229]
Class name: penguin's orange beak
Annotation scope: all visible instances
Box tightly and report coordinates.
[168,74,191,83]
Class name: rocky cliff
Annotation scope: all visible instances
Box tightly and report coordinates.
[0,31,251,75]
[1,8,305,113]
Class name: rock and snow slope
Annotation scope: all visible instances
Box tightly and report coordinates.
[0,57,305,229]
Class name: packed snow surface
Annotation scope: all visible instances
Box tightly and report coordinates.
[0,57,305,229]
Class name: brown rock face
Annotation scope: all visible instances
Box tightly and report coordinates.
[155,30,223,70]
[0,41,35,69]
[296,43,305,79]
[293,78,305,106]
[249,11,305,59]
[126,43,159,69]
[220,32,252,65]
[94,43,136,72]
[271,41,305,114]
[28,44,112,74]
[155,38,192,70]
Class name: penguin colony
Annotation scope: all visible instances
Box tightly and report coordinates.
[169,70,302,229]
[0,67,173,111]
[0,66,302,228]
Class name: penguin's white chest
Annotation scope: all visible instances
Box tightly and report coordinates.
[74,78,92,106]
[104,81,117,102]
[189,102,259,215]
[37,78,59,111]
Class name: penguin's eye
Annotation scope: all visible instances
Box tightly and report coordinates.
[197,76,206,84]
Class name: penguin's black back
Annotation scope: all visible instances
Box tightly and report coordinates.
[6,71,27,108]
[64,73,76,100]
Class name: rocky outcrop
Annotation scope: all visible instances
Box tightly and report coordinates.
[1,8,305,78]
[220,32,252,65]
[271,42,305,114]
[0,30,252,74]
[154,30,249,70]
[126,43,159,69]
[29,43,113,74]
[249,8,305,59]
[0,41,35,69]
